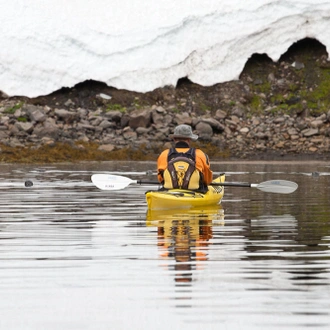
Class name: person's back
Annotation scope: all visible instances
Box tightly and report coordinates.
[157,125,213,192]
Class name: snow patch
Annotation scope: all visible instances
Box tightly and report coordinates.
[0,0,329,97]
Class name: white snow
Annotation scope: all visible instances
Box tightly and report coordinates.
[0,0,329,97]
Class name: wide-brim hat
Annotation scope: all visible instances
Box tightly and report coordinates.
[169,124,198,141]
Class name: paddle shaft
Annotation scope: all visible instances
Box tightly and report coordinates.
[137,180,252,188]
[135,179,296,193]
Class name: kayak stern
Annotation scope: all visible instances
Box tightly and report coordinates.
[145,174,225,210]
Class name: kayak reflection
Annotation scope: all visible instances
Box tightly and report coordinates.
[146,206,224,283]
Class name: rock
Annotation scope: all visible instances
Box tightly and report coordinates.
[54,109,77,123]
[98,144,115,152]
[240,127,249,134]
[214,109,227,120]
[64,99,75,107]
[273,117,285,124]
[98,93,112,100]
[288,128,298,135]
[99,120,114,129]
[128,109,151,129]
[154,106,166,113]
[311,120,324,128]
[195,122,213,140]
[151,109,166,125]
[268,73,276,82]
[33,119,59,139]
[174,112,192,125]
[0,90,9,99]
[200,118,224,132]
[232,107,245,117]
[104,110,122,122]
[15,122,33,134]
[302,128,318,137]
[122,128,138,140]
[136,127,152,135]
[292,61,305,70]
[254,78,263,85]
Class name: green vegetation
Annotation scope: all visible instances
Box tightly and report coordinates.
[17,116,28,122]
[171,107,180,113]
[244,58,330,116]
[132,99,143,109]
[249,94,262,113]
[199,103,211,113]
[4,102,23,114]
[253,81,271,94]
[106,103,127,113]
[300,68,330,115]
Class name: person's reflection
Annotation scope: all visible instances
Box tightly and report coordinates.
[147,208,224,284]
[158,218,212,283]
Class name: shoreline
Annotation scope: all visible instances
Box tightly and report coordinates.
[0,139,329,164]
[1,39,330,164]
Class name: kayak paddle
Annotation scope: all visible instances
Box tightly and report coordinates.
[91,174,298,194]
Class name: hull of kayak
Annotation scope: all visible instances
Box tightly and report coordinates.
[145,174,225,210]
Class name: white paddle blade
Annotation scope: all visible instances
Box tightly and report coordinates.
[91,174,137,190]
[254,180,298,194]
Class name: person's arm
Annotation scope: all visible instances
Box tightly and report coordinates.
[157,150,169,183]
[196,149,213,184]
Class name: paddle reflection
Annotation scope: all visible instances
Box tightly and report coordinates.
[146,207,224,283]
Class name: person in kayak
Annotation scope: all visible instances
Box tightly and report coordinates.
[157,124,213,192]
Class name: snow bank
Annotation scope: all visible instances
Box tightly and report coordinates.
[0,0,329,97]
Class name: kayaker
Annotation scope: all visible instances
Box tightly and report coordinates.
[157,124,213,192]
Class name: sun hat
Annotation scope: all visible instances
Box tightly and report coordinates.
[170,124,198,141]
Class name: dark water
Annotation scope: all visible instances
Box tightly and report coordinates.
[0,161,329,329]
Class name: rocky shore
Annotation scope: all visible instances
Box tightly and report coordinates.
[0,38,330,163]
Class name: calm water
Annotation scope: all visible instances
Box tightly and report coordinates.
[0,161,329,330]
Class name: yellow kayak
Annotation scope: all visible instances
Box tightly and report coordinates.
[145,174,225,210]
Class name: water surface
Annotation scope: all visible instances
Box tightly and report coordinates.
[0,161,329,329]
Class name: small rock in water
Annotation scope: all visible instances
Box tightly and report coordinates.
[25,180,33,187]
